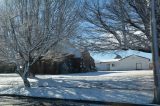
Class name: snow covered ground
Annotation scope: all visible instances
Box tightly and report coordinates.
[0,70,154,104]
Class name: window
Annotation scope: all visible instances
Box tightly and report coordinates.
[112,64,115,67]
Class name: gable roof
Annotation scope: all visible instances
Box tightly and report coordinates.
[97,55,150,63]
[119,55,150,61]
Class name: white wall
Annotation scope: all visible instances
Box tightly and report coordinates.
[96,63,110,71]
[110,55,150,71]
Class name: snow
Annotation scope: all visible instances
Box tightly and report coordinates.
[56,39,82,58]
[65,47,81,58]
[92,49,152,62]
[0,70,154,104]
[97,59,120,63]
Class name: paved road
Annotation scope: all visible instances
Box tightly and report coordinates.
[0,96,93,106]
[0,96,157,106]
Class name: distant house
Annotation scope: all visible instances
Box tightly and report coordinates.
[30,40,96,75]
[96,55,152,71]
[0,39,96,74]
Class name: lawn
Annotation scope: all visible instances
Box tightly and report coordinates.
[0,70,154,104]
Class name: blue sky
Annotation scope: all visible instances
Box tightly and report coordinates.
[91,49,152,62]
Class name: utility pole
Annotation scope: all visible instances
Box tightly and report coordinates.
[151,0,160,104]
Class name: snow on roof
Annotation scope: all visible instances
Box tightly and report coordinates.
[63,46,81,58]
[92,49,152,63]
[47,39,81,58]
[97,55,150,63]
[99,59,120,63]
[120,55,150,61]
[60,39,82,58]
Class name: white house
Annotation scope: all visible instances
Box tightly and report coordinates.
[96,55,152,71]
[96,59,120,71]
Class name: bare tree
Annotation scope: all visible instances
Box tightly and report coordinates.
[80,0,160,103]
[0,0,80,87]
[79,0,152,53]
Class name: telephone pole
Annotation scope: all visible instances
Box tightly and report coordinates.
[151,0,160,104]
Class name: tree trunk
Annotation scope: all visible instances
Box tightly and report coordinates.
[21,63,31,87]
[15,65,22,77]
[154,86,160,104]
[22,76,30,87]
[153,51,160,104]
[151,0,160,103]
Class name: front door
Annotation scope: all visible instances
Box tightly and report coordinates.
[106,64,110,71]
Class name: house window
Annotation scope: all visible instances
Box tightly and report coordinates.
[112,64,115,67]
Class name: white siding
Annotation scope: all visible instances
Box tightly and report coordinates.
[96,63,110,71]
[110,55,150,71]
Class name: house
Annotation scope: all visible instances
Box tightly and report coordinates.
[96,59,120,71]
[0,39,96,74]
[30,40,96,75]
[96,55,152,71]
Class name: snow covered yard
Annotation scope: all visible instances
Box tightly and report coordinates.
[0,70,154,104]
